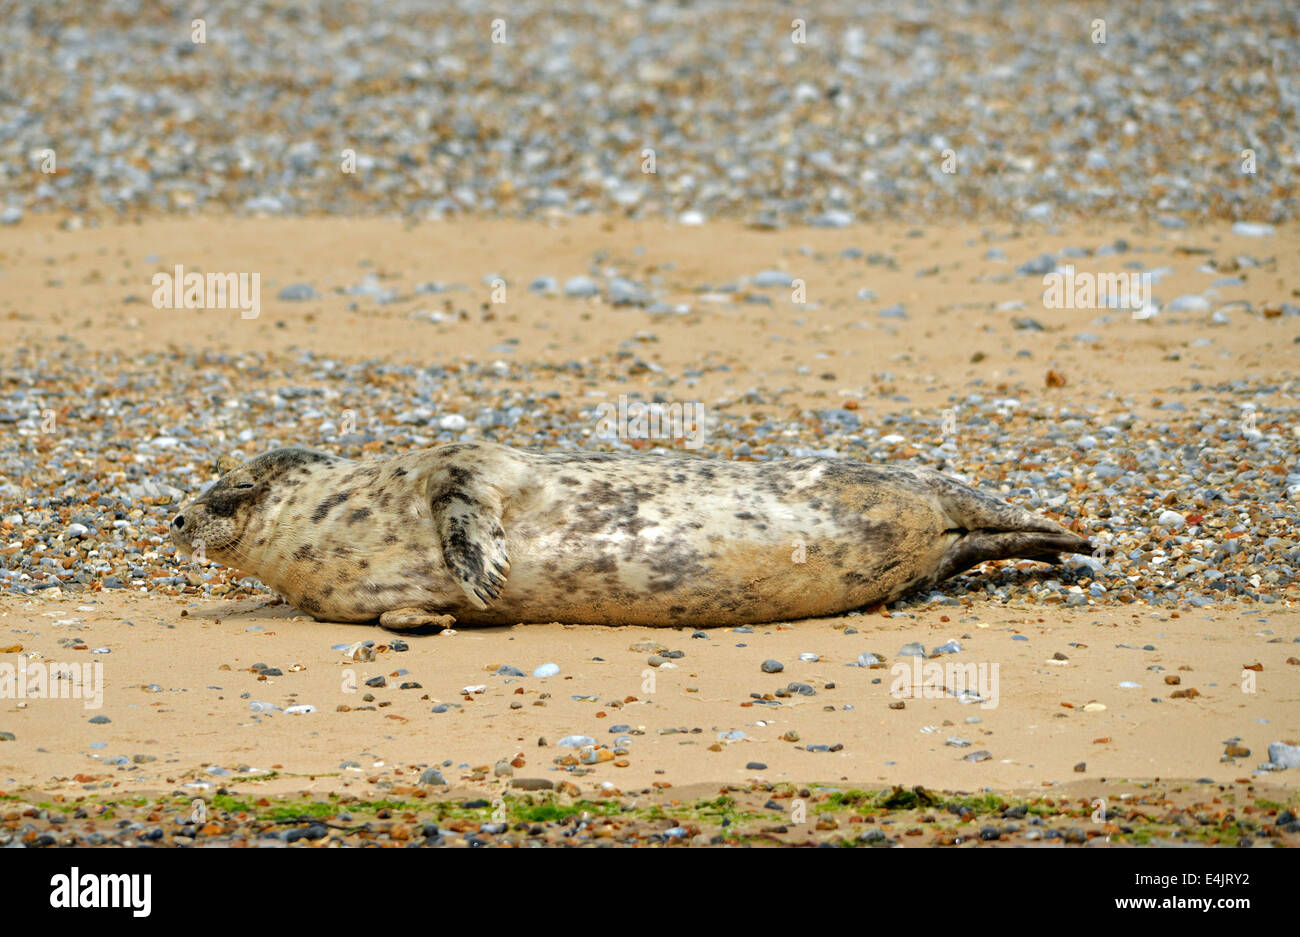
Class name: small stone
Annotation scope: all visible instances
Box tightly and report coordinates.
[277,283,318,301]
[761,659,784,673]
[752,270,795,287]
[564,276,600,297]
[1167,295,1210,313]
[1267,742,1300,770]
[510,778,553,791]
[1156,510,1186,529]
[1231,222,1274,237]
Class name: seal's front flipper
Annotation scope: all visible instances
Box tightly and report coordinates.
[379,608,457,631]
[430,472,512,610]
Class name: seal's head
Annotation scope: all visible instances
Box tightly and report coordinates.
[171,447,334,570]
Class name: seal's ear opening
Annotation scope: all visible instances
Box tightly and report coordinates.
[214,453,244,476]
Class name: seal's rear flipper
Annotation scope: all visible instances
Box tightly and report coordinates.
[924,471,1092,588]
[931,529,1092,585]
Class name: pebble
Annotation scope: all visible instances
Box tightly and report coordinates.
[761,659,784,674]
[1230,222,1274,237]
[418,768,447,786]
[752,271,795,288]
[563,276,600,297]
[532,663,560,678]
[1167,295,1210,313]
[277,284,318,301]
[1267,742,1300,770]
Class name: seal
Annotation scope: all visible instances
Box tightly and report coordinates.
[170,442,1091,629]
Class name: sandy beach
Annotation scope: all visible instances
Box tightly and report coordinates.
[1,0,1298,849]
[2,216,1298,846]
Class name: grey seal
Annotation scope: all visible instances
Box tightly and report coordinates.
[170,442,1091,628]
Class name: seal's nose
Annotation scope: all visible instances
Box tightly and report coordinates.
[172,514,185,529]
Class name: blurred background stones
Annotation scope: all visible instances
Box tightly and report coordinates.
[0,0,1295,226]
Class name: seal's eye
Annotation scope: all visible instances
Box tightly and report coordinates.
[234,483,254,490]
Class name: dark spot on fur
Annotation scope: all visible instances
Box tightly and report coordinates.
[347,507,372,524]
[311,491,350,523]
